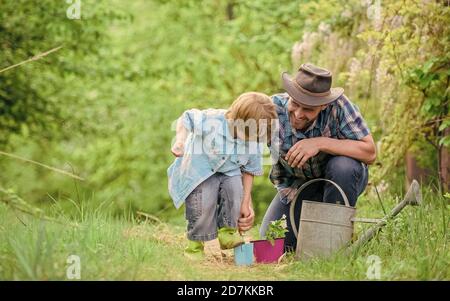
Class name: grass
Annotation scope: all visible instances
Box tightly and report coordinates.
[0,187,448,280]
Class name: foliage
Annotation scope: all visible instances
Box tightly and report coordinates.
[367,0,450,186]
[0,0,129,146]
[264,214,288,245]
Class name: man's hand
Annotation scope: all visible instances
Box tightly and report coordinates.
[238,199,254,232]
[171,140,184,157]
[285,137,323,168]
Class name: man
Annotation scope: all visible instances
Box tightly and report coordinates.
[260,63,376,251]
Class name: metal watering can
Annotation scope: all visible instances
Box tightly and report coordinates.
[289,178,422,260]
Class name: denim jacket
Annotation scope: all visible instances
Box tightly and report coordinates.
[167,109,264,209]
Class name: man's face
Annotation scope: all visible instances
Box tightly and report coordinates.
[287,97,326,130]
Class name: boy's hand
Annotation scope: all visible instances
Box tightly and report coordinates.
[238,202,254,232]
[171,141,184,157]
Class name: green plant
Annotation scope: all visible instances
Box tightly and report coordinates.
[264,214,288,246]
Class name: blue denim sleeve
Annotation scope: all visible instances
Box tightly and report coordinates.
[241,154,264,176]
[182,109,204,134]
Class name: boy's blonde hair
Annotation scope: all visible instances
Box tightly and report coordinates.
[225,92,278,142]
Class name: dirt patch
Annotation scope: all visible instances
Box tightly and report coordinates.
[122,223,185,248]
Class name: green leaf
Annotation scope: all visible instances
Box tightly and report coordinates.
[264,214,288,246]
[439,136,450,147]
[422,59,436,73]
[419,74,436,89]
[438,119,450,132]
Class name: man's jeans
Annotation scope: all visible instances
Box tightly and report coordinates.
[185,173,243,241]
[260,156,368,251]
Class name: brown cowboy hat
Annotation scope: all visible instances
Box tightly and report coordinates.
[282,63,344,106]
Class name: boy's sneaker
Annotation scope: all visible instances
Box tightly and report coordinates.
[218,227,244,250]
[184,240,205,260]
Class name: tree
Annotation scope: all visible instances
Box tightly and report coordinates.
[0,0,125,147]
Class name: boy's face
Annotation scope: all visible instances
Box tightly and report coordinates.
[287,97,326,130]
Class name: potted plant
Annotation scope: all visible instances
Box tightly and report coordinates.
[252,215,288,263]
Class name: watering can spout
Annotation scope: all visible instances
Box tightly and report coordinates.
[347,180,422,255]
[388,180,422,217]
[405,179,422,206]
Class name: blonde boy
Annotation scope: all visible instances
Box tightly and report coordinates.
[168,92,277,256]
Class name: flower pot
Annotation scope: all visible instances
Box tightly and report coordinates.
[252,238,284,263]
[234,243,253,266]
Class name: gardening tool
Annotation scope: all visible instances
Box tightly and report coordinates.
[289,178,422,260]
[234,233,253,266]
[234,243,254,266]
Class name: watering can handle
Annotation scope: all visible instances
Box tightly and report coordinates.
[289,178,350,239]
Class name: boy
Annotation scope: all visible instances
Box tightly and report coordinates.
[168,92,277,258]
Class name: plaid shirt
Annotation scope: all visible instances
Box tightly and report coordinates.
[269,93,370,204]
